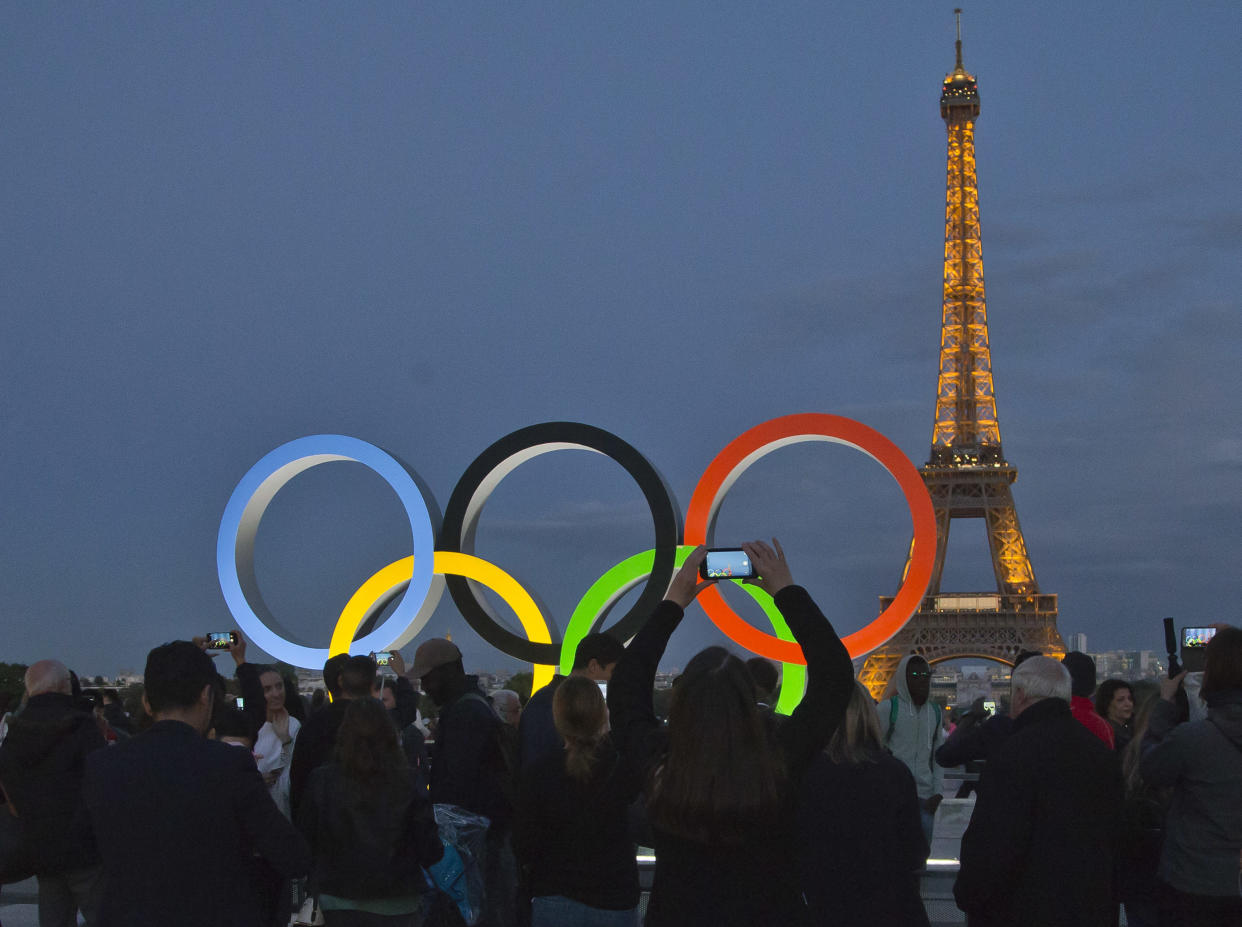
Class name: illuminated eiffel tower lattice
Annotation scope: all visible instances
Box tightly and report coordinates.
[859,12,1064,698]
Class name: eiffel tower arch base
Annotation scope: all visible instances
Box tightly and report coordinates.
[858,594,1064,699]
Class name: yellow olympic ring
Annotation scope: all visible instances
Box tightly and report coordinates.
[330,552,556,693]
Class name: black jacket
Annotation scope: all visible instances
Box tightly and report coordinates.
[512,737,641,910]
[796,751,930,927]
[289,698,350,814]
[428,677,511,827]
[954,697,1123,927]
[81,719,310,927]
[607,585,854,927]
[298,763,442,900]
[516,674,565,770]
[0,692,105,874]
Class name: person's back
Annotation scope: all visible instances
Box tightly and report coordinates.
[1063,651,1115,749]
[296,699,442,922]
[796,683,929,927]
[519,632,625,770]
[955,657,1122,927]
[289,654,375,814]
[1141,627,1242,924]
[513,676,641,922]
[81,641,310,927]
[0,660,106,925]
[427,674,510,824]
[415,638,518,927]
[607,542,855,927]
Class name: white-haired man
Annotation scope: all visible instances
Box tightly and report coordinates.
[954,656,1123,927]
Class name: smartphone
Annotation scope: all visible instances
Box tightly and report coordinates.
[374,651,395,667]
[1181,627,1216,673]
[235,696,245,710]
[699,548,757,581]
[205,631,238,651]
[982,700,997,714]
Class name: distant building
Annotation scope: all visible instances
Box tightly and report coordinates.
[1089,651,1165,680]
[1068,632,1088,653]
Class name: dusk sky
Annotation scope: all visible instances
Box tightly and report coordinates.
[3,4,1240,680]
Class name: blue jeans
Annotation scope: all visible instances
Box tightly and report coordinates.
[531,895,638,927]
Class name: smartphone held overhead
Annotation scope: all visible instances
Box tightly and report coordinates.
[1180,626,1216,673]
[205,632,238,651]
[699,548,758,581]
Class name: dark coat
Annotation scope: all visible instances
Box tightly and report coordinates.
[795,751,930,927]
[428,677,511,827]
[0,692,105,875]
[954,697,1123,927]
[297,763,442,900]
[516,674,565,770]
[289,697,350,814]
[512,737,642,910]
[81,719,311,927]
[1141,691,1242,896]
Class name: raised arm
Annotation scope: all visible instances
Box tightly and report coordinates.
[739,540,854,778]
[606,547,707,771]
[771,585,854,776]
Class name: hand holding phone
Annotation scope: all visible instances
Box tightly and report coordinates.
[205,632,239,651]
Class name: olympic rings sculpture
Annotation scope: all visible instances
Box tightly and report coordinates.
[217,414,936,705]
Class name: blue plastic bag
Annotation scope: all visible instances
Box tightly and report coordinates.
[429,803,490,925]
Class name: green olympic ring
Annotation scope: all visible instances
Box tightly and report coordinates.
[562,545,807,715]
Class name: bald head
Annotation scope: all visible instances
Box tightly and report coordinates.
[25,660,72,697]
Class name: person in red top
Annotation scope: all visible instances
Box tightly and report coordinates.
[1061,652,1114,748]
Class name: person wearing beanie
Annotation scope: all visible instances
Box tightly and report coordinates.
[1061,652,1114,748]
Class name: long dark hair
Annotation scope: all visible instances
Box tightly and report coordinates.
[824,682,884,765]
[336,698,406,784]
[553,676,607,782]
[648,646,783,846]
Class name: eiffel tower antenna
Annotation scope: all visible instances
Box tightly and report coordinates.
[954,9,964,72]
[859,14,1064,698]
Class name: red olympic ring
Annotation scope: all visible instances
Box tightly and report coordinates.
[685,413,937,663]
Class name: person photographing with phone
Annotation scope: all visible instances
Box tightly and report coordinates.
[607,539,854,927]
[1141,625,1242,924]
[197,631,304,819]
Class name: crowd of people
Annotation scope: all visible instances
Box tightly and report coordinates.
[1,539,1240,927]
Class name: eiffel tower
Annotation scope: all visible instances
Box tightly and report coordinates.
[859,12,1064,698]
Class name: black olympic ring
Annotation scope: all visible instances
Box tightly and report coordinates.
[438,422,682,664]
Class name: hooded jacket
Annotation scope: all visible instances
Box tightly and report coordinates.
[0,692,106,874]
[1141,689,1242,897]
[875,655,944,800]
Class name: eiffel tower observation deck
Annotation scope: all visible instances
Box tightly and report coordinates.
[859,12,1064,699]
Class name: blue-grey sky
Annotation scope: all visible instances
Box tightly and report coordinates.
[3,4,1240,678]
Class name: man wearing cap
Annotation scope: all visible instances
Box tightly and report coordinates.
[411,638,516,927]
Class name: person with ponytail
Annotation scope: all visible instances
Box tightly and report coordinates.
[512,674,642,926]
[607,541,854,927]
